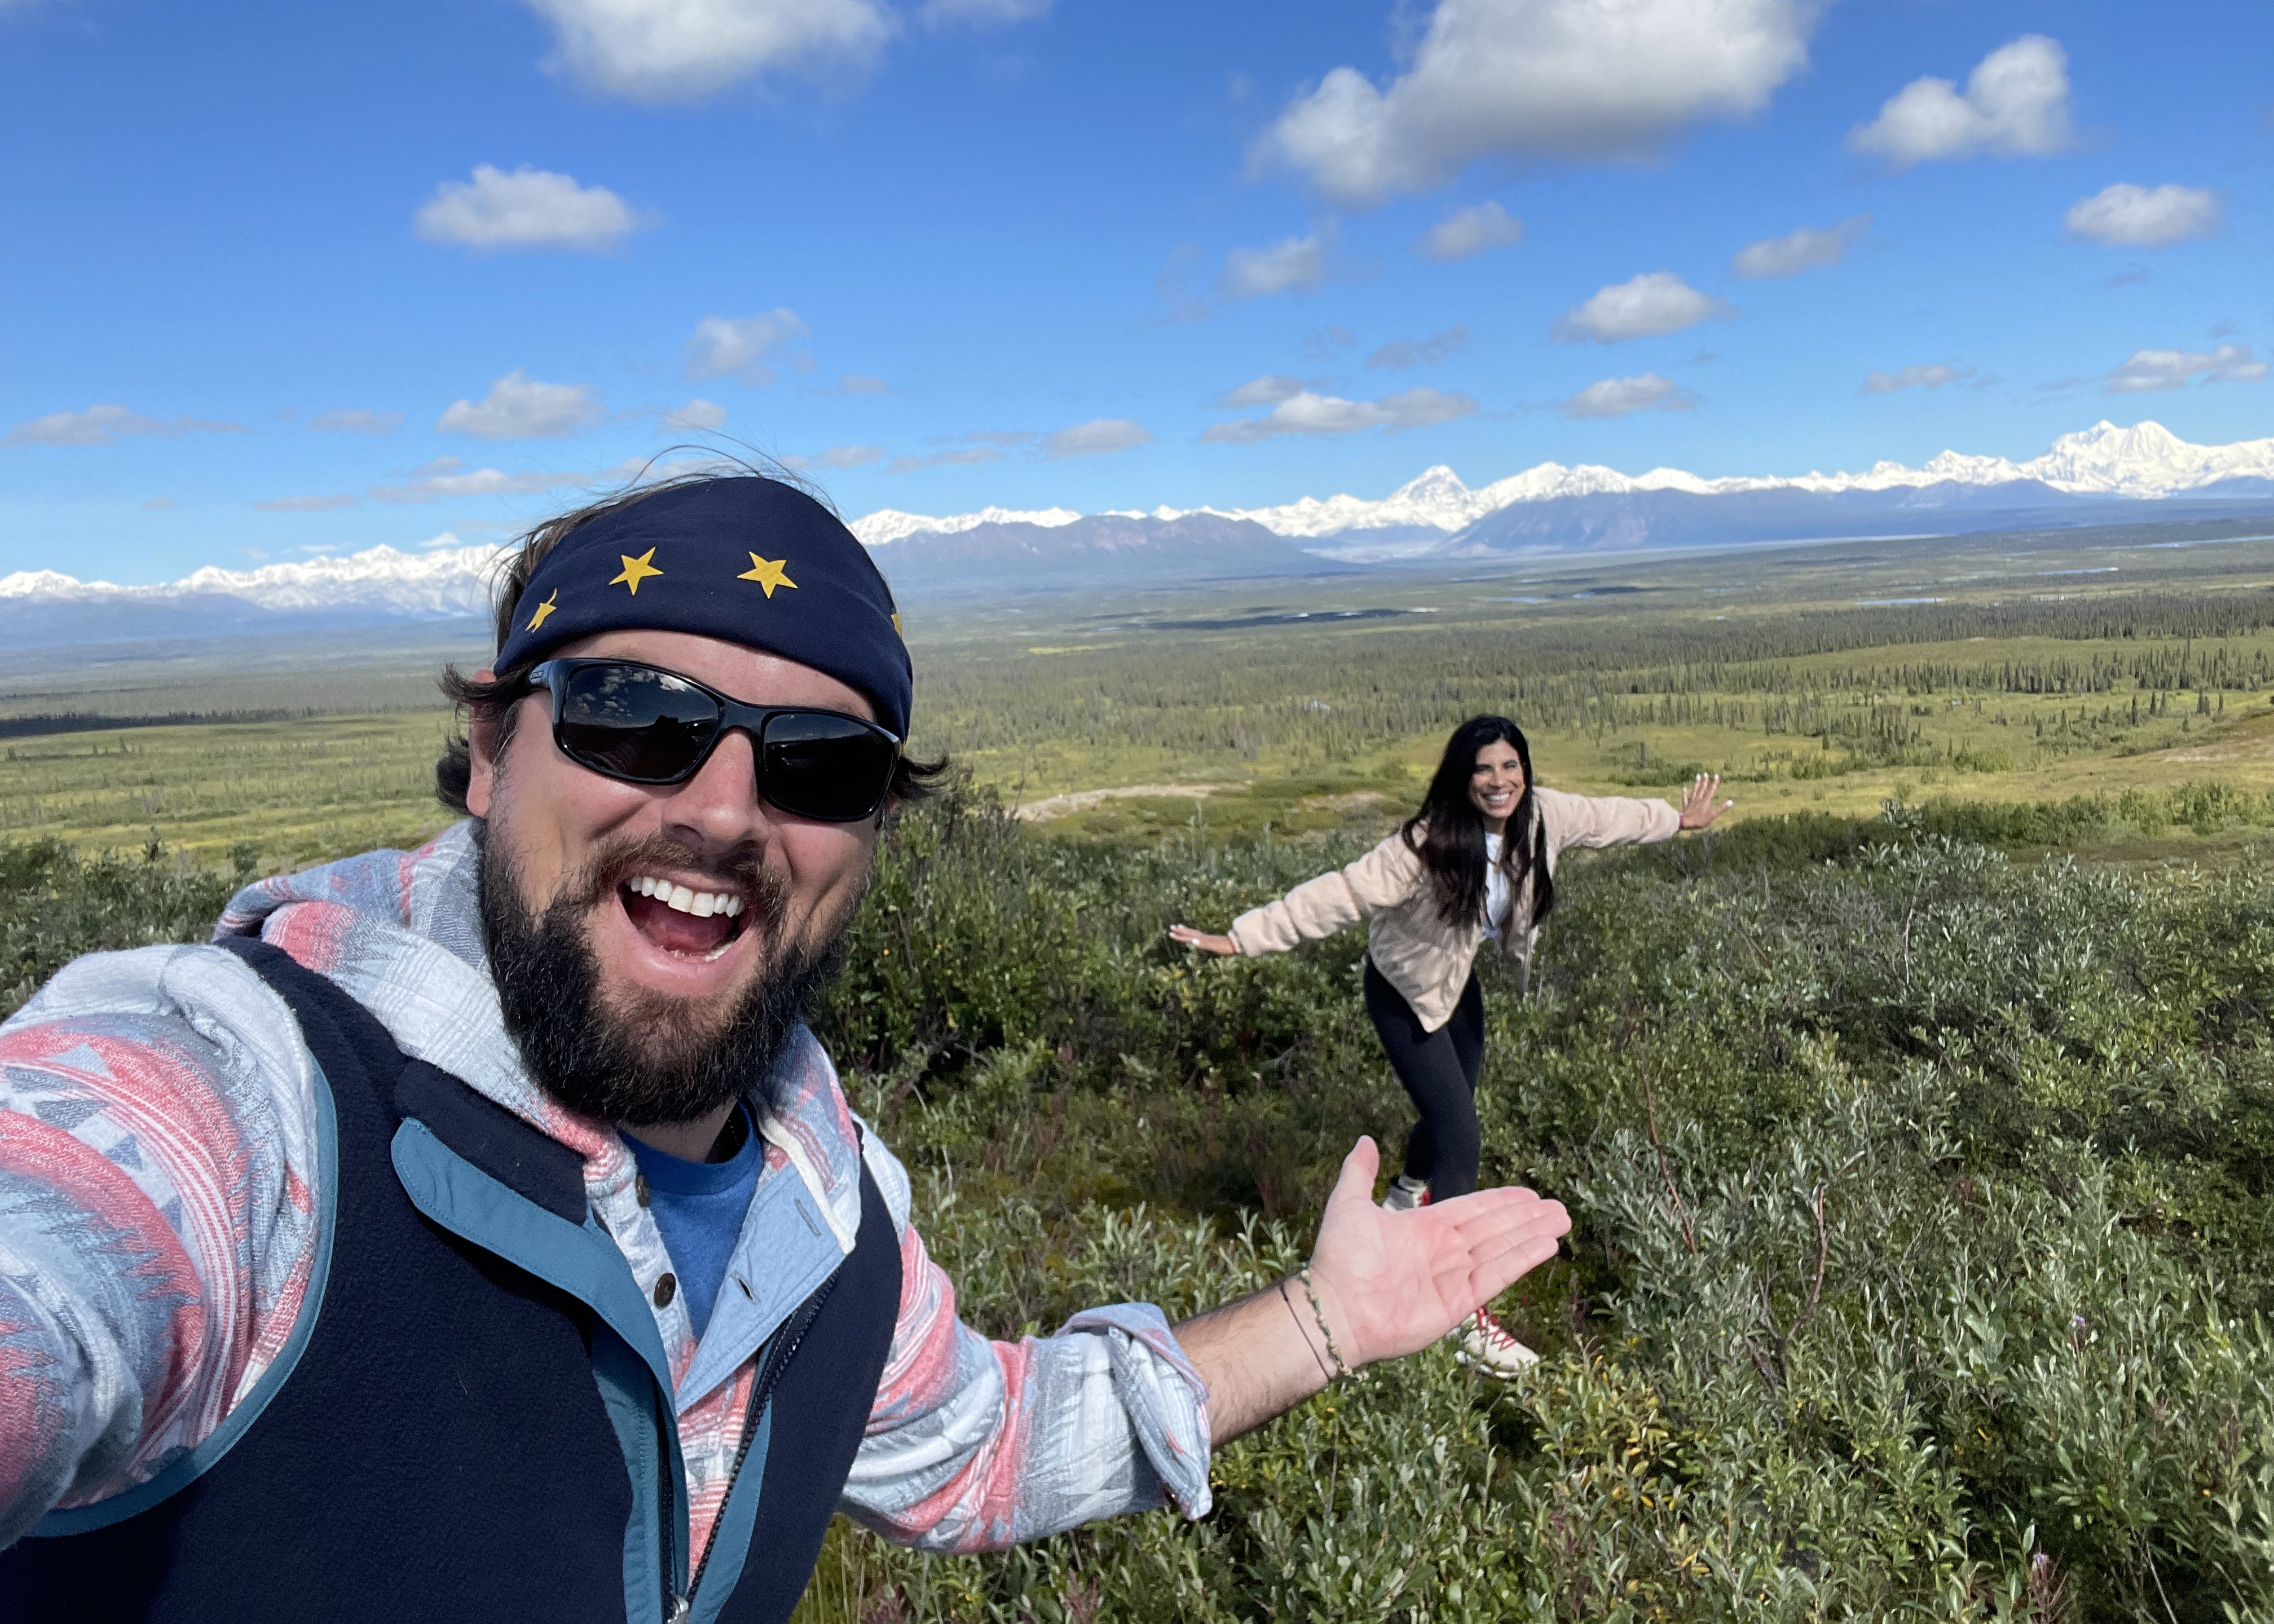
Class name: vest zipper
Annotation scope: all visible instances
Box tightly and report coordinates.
[672,1270,842,1619]
[659,1396,684,1624]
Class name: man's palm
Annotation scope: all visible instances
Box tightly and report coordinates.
[1310,1138,1570,1366]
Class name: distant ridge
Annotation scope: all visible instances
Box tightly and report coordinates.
[3,420,2271,649]
[865,511,1355,594]
[857,421,2274,555]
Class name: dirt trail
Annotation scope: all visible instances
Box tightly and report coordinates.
[1012,783,1226,822]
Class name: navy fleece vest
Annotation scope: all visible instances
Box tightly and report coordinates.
[0,938,901,1624]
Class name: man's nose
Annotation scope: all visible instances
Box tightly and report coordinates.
[657,728,770,849]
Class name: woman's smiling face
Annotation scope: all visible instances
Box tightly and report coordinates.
[1468,738,1525,831]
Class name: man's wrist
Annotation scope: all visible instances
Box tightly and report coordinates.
[1300,1267,1360,1374]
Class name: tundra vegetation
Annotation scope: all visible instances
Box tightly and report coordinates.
[3,523,2274,1619]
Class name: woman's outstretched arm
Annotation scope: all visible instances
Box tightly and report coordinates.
[1170,829,1424,959]
[1167,924,1239,955]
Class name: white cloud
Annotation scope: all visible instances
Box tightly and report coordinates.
[803,444,887,469]
[309,408,405,435]
[1203,386,1477,444]
[1731,214,1867,279]
[435,372,606,441]
[1558,372,1696,418]
[2106,343,2268,394]
[1219,374,1311,408]
[1862,363,1975,394]
[685,308,812,385]
[920,0,1049,24]
[253,493,360,512]
[888,447,1001,474]
[663,398,729,430]
[1368,323,1470,369]
[1418,201,1523,262]
[368,456,602,504]
[142,496,179,510]
[1251,0,1817,208]
[415,165,650,254]
[2,404,246,447]
[2064,184,2224,249]
[1044,418,1153,460]
[1848,35,2070,169]
[518,0,894,103]
[1553,272,1733,343]
[1222,227,1334,299]
[834,373,891,395]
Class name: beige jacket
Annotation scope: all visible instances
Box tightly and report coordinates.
[1227,787,1683,1031]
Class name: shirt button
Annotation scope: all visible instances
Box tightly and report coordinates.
[636,1175,652,1208]
[654,1273,677,1309]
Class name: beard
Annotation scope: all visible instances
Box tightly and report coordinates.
[478,828,852,1128]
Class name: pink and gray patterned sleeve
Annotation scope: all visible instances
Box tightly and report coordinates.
[838,1144,1214,1552]
[0,946,323,1550]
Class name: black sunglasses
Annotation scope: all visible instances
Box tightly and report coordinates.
[525,658,902,824]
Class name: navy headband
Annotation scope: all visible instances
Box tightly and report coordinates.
[495,477,912,738]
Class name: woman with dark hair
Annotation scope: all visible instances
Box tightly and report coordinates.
[1171,716,1729,1376]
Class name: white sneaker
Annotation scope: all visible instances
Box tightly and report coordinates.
[1380,1175,1429,1212]
[1453,1310,1537,1378]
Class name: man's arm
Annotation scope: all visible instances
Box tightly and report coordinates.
[0,945,324,1548]
[840,1132,1567,1552]
[1175,1137,1570,1441]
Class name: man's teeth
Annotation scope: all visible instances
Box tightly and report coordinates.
[629,876,746,918]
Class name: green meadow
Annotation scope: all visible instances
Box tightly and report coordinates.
[7,518,2273,868]
[9,522,2274,1617]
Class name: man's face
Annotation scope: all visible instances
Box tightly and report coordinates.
[466,627,883,1123]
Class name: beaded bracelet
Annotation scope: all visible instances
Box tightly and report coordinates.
[1299,1266,1351,1381]
[1277,1278,1334,1384]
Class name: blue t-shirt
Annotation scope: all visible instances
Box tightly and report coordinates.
[623,1104,763,1340]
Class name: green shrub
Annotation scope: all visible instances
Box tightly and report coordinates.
[10,797,2274,1621]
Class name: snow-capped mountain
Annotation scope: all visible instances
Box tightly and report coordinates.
[849,505,1081,546]
[4,421,2271,646]
[856,421,2274,547]
[0,537,501,618]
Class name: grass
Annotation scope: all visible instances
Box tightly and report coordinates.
[10,517,2274,1614]
[14,788,2274,1618]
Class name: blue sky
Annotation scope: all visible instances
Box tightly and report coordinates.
[2,0,2268,582]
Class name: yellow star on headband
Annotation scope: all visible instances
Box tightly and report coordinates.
[525,589,559,632]
[737,554,796,598]
[611,549,663,595]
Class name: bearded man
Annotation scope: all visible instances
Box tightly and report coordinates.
[0,475,1570,1621]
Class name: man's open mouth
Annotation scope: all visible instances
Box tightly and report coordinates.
[619,873,751,961]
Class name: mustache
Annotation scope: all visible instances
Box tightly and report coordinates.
[560,833,786,925]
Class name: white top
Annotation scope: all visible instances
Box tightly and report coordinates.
[1482,831,1510,941]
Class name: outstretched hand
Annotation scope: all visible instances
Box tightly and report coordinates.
[1169,924,1240,956]
[1174,1137,1571,1442]
[1678,772,1734,831]
[1308,1137,1570,1366]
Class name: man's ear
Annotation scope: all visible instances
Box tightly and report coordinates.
[465,668,503,819]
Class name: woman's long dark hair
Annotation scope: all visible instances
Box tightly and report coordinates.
[1400,716,1553,933]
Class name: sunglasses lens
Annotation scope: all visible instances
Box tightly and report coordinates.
[555,664,719,783]
[760,712,897,822]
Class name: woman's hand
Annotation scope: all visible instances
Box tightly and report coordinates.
[1678,772,1734,831]
[1169,924,1240,956]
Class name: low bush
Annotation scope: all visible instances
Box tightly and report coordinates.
[7,797,2274,1619]
[811,791,2274,1622]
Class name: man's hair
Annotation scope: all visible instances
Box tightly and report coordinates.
[435,464,946,815]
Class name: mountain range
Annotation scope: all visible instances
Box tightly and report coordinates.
[4,420,2271,647]
[856,420,2274,564]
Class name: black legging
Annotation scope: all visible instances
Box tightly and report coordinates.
[1363,958,1486,1200]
